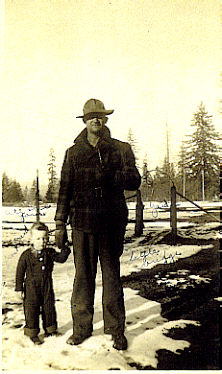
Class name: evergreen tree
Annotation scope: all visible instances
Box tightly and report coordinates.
[2,173,24,203]
[140,156,154,201]
[176,141,196,200]
[184,103,220,200]
[177,141,187,196]
[23,185,29,202]
[45,148,58,203]
[152,158,175,201]
[10,180,24,202]
[28,179,37,203]
[219,72,222,114]
[25,179,44,204]
[127,128,139,165]
[2,172,10,203]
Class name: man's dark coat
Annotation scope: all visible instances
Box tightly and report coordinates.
[55,126,141,233]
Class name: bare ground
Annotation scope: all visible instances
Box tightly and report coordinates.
[121,236,220,370]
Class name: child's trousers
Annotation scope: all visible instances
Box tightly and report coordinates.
[23,277,57,337]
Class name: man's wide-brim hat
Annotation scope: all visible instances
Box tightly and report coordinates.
[76,99,114,118]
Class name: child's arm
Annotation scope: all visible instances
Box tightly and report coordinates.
[48,246,71,263]
[15,252,27,293]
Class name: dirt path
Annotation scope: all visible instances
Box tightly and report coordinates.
[122,239,220,370]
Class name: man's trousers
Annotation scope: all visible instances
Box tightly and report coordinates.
[71,229,126,338]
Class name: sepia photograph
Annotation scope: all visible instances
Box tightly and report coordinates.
[1,0,221,371]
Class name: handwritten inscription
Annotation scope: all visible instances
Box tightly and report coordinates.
[4,205,53,246]
[149,200,169,218]
[5,205,52,221]
[130,246,182,268]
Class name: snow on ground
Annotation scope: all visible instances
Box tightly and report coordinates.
[1,202,219,370]
[2,276,200,371]
[120,242,213,276]
[2,200,221,226]
[155,271,211,289]
[1,240,212,370]
[128,200,221,221]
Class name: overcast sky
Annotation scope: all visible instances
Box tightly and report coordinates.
[2,0,221,186]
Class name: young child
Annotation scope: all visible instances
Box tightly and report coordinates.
[15,222,70,345]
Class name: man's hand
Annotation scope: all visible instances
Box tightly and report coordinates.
[55,221,68,249]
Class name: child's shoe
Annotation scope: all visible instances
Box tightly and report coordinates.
[44,330,61,337]
[30,336,43,345]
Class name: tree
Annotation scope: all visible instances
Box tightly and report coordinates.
[2,172,10,203]
[9,180,24,202]
[152,158,176,201]
[23,185,29,201]
[2,172,24,203]
[45,148,58,203]
[140,156,154,201]
[177,141,187,197]
[127,128,139,165]
[219,72,222,114]
[28,179,37,203]
[184,103,220,200]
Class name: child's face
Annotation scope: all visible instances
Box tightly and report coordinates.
[30,230,48,251]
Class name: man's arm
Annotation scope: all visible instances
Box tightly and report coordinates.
[55,149,73,248]
[115,143,141,191]
[55,149,73,223]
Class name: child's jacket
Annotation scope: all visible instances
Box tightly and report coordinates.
[15,246,70,305]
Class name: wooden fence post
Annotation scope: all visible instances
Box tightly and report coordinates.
[135,190,144,237]
[36,169,40,223]
[170,184,177,245]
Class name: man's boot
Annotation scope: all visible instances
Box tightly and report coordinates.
[112,334,128,350]
[66,333,92,346]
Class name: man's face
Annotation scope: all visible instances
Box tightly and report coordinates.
[30,230,48,251]
[85,114,106,136]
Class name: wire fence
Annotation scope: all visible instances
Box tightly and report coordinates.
[2,186,220,245]
[128,186,220,241]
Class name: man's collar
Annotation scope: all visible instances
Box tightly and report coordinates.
[74,125,111,144]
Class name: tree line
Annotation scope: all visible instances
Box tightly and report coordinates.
[2,103,220,204]
[2,148,59,205]
[139,103,220,202]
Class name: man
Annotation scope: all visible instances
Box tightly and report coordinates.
[55,99,141,350]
